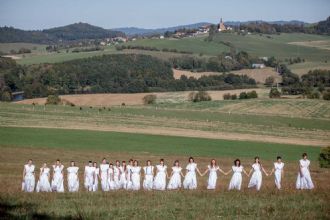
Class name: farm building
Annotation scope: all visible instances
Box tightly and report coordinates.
[11,91,24,101]
[252,64,266,69]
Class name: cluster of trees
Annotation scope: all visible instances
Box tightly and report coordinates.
[71,46,104,53]
[169,51,263,72]
[115,45,193,55]
[0,23,125,44]
[279,66,330,100]
[9,48,32,54]
[223,90,258,100]
[188,91,212,102]
[0,55,257,100]
[239,17,330,35]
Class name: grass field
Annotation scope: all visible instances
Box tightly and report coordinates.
[0,96,329,219]
[0,128,329,219]
[4,97,330,146]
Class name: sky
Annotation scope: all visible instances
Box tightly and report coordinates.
[0,0,329,30]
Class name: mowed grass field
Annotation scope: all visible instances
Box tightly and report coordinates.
[4,97,330,146]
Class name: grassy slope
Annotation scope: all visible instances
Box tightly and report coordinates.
[0,126,321,161]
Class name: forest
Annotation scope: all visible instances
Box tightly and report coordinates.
[0,54,257,100]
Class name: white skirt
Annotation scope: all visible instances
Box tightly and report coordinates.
[167,173,181,190]
[23,174,35,192]
[36,175,51,192]
[143,174,153,190]
[296,170,314,189]
[274,171,282,189]
[207,171,217,189]
[228,172,242,190]
[131,173,141,190]
[100,172,109,191]
[153,172,166,190]
[52,173,64,192]
[84,175,94,191]
[183,171,197,189]
[67,174,79,192]
[248,171,262,190]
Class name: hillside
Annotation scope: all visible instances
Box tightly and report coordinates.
[0,23,125,43]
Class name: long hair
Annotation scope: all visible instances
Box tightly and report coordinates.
[122,161,127,171]
[234,159,241,167]
[189,157,194,163]
[255,156,262,167]
[210,159,217,168]
[174,160,179,166]
[160,159,164,166]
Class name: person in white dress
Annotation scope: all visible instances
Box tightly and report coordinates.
[227,159,249,191]
[248,157,268,191]
[67,161,79,192]
[153,159,168,190]
[92,162,99,191]
[131,160,142,190]
[84,161,95,191]
[167,160,184,190]
[270,156,285,190]
[22,159,35,192]
[99,158,109,191]
[296,153,314,190]
[126,159,133,190]
[119,161,128,189]
[51,159,64,192]
[36,162,51,192]
[113,160,121,189]
[143,160,154,190]
[108,163,116,190]
[202,159,227,190]
[183,157,202,190]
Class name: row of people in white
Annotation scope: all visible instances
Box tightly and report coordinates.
[22,154,314,192]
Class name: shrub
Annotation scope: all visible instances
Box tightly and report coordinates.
[1,91,12,101]
[231,94,237,100]
[323,89,330,100]
[143,94,157,105]
[269,88,281,98]
[46,95,61,105]
[239,92,248,99]
[247,90,258,99]
[319,146,330,168]
[189,91,212,102]
[265,76,275,86]
[223,93,231,100]
[307,91,320,99]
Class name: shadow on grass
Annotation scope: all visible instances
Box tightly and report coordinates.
[0,199,82,220]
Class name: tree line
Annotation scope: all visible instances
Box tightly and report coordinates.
[0,54,257,101]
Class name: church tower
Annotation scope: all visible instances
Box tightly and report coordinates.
[218,18,226,31]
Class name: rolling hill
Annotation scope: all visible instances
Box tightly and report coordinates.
[0,23,125,43]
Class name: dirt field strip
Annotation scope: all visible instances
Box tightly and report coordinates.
[173,68,282,84]
[16,88,268,106]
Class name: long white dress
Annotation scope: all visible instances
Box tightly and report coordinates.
[131,166,141,190]
[52,165,64,192]
[167,166,182,190]
[100,164,109,191]
[207,165,219,190]
[143,165,154,190]
[296,159,314,189]
[248,163,262,191]
[36,167,51,192]
[67,166,79,192]
[108,168,116,190]
[93,167,99,191]
[183,163,198,189]
[228,166,243,190]
[22,164,35,192]
[153,165,167,190]
[126,165,133,190]
[119,166,128,189]
[274,162,284,189]
[113,166,121,189]
[84,166,95,191]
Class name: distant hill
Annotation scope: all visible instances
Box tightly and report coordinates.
[112,22,212,36]
[224,20,307,26]
[0,23,125,44]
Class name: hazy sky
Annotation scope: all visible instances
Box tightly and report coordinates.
[0,0,329,30]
